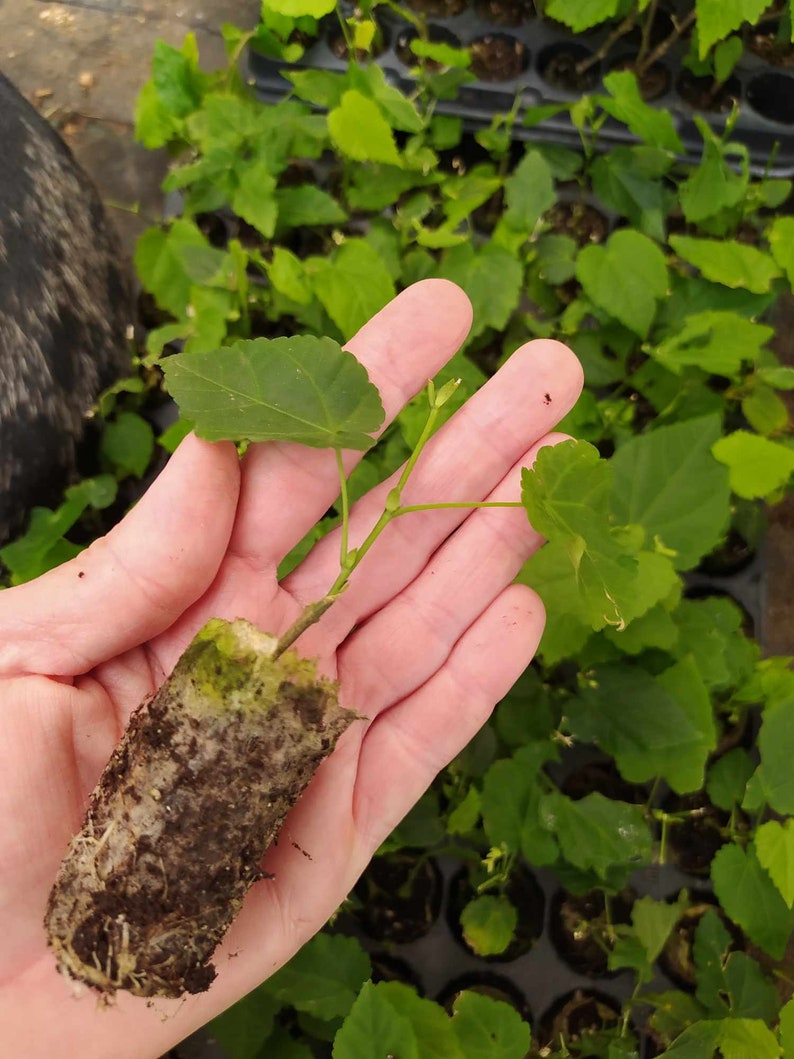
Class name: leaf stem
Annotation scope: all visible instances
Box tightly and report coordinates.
[395,500,522,515]
[335,447,351,568]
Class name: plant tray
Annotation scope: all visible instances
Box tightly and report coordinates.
[247,4,794,177]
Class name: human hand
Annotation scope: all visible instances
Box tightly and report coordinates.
[0,280,582,1058]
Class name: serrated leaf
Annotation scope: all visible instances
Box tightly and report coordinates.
[267,0,336,15]
[267,246,311,304]
[717,1018,781,1059]
[599,71,683,153]
[567,659,716,793]
[481,746,559,866]
[693,908,733,1015]
[712,843,794,959]
[447,786,482,836]
[657,1020,723,1057]
[437,241,523,341]
[101,412,155,478]
[591,146,672,241]
[545,0,619,31]
[671,597,755,691]
[712,430,794,499]
[265,934,371,1021]
[503,149,556,234]
[328,90,401,167]
[542,791,652,878]
[275,185,347,229]
[707,749,754,811]
[695,0,771,58]
[611,415,730,569]
[671,235,782,294]
[375,982,464,1059]
[450,991,531,1059]
[333,981,419,1059]
[521,440,641,630]
[633,895,683,966]
[134,219,213,318]
[460,895,518,957]
[653,311,773,378]
[231,160,277,237]
[163,335,384,449]
[742,384,790,435]
[769,215,794,288]
[756,819,794,906]
[309,239,396,341]
[286,68,348,109]
[208,988,279,1059]
[577,229,669,338]
[758,699,794,814]
[680,124,747,224]
[151,35,206,118]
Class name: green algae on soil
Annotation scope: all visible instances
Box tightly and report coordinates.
[44,617,354,1000]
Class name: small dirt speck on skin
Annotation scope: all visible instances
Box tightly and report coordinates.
[544,393,552,404]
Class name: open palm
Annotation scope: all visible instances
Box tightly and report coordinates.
[0,280,582,1058]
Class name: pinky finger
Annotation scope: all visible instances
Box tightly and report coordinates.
[350,583,545,862]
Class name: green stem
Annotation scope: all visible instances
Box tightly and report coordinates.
[335,448,351,568]
[274,380,524,656]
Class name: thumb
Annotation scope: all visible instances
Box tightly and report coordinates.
[0,434,240,677]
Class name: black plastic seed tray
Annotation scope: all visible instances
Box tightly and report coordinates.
[247,3,794,177]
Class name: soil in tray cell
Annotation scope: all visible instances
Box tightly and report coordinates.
[474,0,535,26]
[352,853,443,944]
[395,25,462,70]
[539,42,601,93]
[608,56,672,101]
[538,988,622,1051]
[408,0,469,16]
[447,861,545,962]
[549,888,635,978]
[748,21,794,68]
[658,892,744,991]
[675,69,742,113]
[438,970,533,1023]
[468,33,529,81]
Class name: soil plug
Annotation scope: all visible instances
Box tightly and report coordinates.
[44,617,353,1000]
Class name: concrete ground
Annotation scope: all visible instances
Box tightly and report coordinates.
[2,0,260,254]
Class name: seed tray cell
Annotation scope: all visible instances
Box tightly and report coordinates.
[248,5,794,176]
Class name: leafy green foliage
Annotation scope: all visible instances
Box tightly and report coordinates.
[755,820,794,907]
[577,229,668,338]
[541,791,653,879]
[264,934,371,1020]
[712,843,794,959]
[450,991,531,1059]
[460,895,517,957]
[712,431,794,498]
[671,235,782,294]
[163,335,385,448]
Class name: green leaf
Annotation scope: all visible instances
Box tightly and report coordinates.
[286,68,348,109]
[768,215,794,288]
[447,786,482,836]
[671,235,782,294]
[151,35,206,118]
[780,998,794,1057]
[267,0,336,15]
[267,247,311,304]
[265,934,371,1021]
[714,35,744,82]
[275,185,347,229]
[328,90,401,166]
[658,1020,723,1057]
[534,233,578,285]
[632,895,683,966]
[208,988,279,1059]
[545,0,619,32]
[333,981,419,1059]
[611,416,730,569]
[599,71,683,153]
[310,239,396,341]
[450,991,531,1059]
[567,659,716,793]
[231,160,278,237]
[717,1018,781,1059]
[460,895,518,957]
[693,908,733,1014]
[503,149,556,234]
[711,843,794,959]
[542,791,652,878]
[163,335,384,449]
[743,383,790,435]
[695,0,771,57]
[437,242,523,341]
[671,597,755,690]
[712,431,794,499]
[577,229,669,338]
[758,699,794,814]
[481,746,559,866]
[374,983,464,1059]
[653,311,773,378]
[0,476,117,585]
[680,122,748,224]
[707,749,754,811]
[521,440,642,630]
[134,219,213,317]
[591,146,672,241]
[756,818,794,906]
[101,412,155,478]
